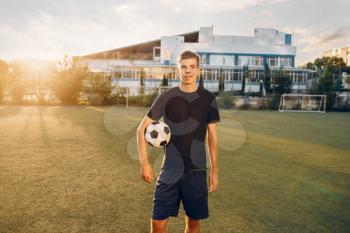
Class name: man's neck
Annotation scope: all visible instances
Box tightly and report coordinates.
[179,83,198,93]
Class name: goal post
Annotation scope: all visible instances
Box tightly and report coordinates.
[279,94,326,113]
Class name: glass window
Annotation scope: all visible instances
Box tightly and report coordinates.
[238,56,262,66]
[238,56,250,66]
[280,57,291,67]
[210,55,235,66]
[268,57,278,67]
[251,56,263,66]
[233,69,242,81]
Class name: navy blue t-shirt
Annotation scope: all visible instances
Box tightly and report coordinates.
[147,86,220,173]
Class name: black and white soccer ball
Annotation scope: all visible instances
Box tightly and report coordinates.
[144,121,171,148]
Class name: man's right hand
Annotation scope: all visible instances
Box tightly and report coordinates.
[141,161,154,183]
[137,115,157,184]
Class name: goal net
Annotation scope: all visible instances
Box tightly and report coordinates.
[279,94,326,113]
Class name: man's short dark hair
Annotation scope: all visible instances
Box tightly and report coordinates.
[177,50,200,66]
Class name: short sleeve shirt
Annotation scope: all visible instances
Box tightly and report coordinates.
[147,86,220,172]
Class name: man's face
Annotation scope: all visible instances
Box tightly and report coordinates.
[178,58,200,85]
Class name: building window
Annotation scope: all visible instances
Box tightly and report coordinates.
[280,57,291,67]
[268,57,278,67]
[238,56,249,66]
[285,34,292,45]
[251,56,262,66]
[267,57,292,68]
[238,56,262,66]
[153,47,161,62]
[249,70,258,82]
[209,55,234,66]
[233,69,242,81]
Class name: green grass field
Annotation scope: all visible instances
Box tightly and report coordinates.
[0,106,349,233]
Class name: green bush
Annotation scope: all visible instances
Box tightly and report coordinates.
[141,91,158,107]
[125,91,159,107]
[239,104,250,110]
[217,91,235,109]
[268,94,281,110]
[332,99,350,112]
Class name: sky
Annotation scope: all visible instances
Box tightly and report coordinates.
[0,0,349,65]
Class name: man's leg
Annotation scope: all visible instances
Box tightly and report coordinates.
[184,215,200,233]
[152,171,182,232]
[181,170,209,233]
[151,218,169,233]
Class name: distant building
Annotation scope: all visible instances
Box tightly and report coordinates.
[323,46,350,66]
[80,26,314,95]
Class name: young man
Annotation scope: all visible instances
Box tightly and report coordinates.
[136,50,220,233]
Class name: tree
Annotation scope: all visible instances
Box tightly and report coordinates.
[8,64,25,104]
[302,61,315,70]
[313,56,347,73]
[241,65,248,94]
[52,55,89,104]
[270,67,292,109]
[139,68,145,95]
[83,72,112,105]
[310,68,337,110]
[161,74,168,87]
[306,56,350,110]
[273,68,292,95]
[218,68,225,92]
[10,65,26,103]
[199,74,204,88]
[263,63,272,94]
[0,60,10,103]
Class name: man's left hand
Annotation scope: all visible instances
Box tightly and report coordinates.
[209,171,218,193]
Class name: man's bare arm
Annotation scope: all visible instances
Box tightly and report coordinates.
[136,115,156,183]
[207,122,218,192]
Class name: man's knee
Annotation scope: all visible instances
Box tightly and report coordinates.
[185,216,200,232]
[151,219,168,233]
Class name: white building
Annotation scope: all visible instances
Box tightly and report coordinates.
[161,26,295,67]
[80,26,313,95]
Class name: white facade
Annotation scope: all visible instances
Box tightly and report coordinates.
[82,26,296,71]
[161,26,295,68]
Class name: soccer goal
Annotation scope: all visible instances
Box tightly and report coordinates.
[279,94,326,113]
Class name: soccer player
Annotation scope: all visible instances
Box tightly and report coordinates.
[136,50,220,233]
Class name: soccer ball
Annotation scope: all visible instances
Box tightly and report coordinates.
[144,121,171,148]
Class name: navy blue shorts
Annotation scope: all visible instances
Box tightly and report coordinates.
[152,169,209,220]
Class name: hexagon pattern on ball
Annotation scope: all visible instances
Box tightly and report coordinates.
[164,126,170,135]
[145,121,171,148]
